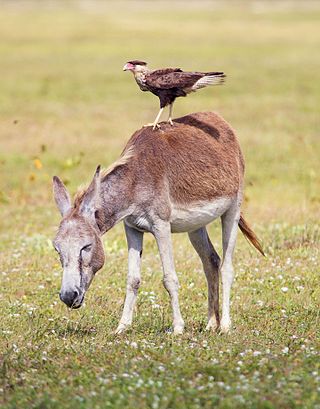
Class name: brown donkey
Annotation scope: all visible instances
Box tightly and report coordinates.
[53,112,264,335]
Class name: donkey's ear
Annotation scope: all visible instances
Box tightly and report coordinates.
[53,176,71,217]
[79,166,101,218]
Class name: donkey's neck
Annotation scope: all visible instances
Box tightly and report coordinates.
[99,167,134,233]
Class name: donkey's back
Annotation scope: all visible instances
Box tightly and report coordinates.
[125,112,244,203]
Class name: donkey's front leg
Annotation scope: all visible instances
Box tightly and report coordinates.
[153,221,184,335]
[115,223,143,334]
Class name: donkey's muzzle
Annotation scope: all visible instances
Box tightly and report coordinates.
[59,289,82,309]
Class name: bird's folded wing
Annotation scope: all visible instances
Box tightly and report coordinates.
[150,68,183,76]
[146,71,203,89]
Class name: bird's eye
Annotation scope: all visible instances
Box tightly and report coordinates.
[81,244,92,254]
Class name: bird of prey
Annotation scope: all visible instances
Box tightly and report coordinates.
[123,60,226,130]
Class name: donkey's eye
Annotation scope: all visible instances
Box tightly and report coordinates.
[81,244,92,254]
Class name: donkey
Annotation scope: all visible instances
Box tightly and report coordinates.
[52,112,264,335]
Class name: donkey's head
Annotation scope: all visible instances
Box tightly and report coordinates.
[52,167,105,309]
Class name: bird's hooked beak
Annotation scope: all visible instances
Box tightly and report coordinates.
[123,63,134,71]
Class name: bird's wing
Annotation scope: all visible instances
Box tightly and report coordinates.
[146,70,203,90]
[151,68,183,75]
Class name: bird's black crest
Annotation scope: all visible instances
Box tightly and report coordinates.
[127,60,147,66]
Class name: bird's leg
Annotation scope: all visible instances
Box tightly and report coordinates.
[143,108,164,130]
[167,104,174,126]
[152,108,164,130]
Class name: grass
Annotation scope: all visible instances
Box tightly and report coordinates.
[0,1,319,408]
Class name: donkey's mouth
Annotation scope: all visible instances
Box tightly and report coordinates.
[70,294,85,309]
[70,303,81,309]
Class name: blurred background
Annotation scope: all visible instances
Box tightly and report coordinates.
[0,0,319,230]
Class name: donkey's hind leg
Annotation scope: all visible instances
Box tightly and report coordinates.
[220,200,241,333]
[188,227,221,331]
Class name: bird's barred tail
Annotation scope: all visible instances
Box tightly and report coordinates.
[238,214,265,256]
[192,72,226,90]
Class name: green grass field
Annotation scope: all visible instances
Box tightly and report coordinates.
[0,1,319,408]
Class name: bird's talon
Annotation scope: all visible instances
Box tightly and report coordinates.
[143,123,160,130]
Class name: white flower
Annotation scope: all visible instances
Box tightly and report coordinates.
[282,347,289,354]
[281,287,288,293]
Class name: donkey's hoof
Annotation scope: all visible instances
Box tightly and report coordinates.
[115,323,130,334]
[173,325,184,335]
[220,320,231,334]
[205,319,219,332]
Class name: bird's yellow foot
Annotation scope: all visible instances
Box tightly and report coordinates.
[143,123,161,130]
[152,123,161,130]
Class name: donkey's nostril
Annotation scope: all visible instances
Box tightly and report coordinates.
[60,289,80,308]
[72,290,78,299]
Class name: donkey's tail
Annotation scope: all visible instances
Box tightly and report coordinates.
[238,214,265,256]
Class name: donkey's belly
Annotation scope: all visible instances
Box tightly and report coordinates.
[170,197,233,233]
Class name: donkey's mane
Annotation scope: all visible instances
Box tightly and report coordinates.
[101,145,135,181]
[73,145,135,208]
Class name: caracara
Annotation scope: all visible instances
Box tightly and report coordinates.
[123,60,226,130]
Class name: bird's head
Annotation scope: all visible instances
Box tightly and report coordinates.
[123,60,148,73]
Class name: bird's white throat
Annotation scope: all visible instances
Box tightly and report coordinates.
[133,68,150,91]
